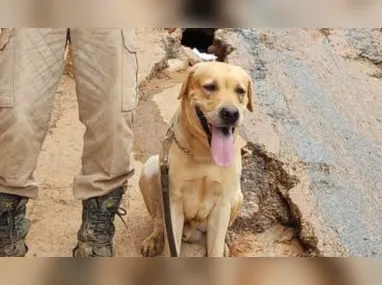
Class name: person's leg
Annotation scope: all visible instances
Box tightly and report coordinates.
[0,28,67,256]
[70,29,137,257]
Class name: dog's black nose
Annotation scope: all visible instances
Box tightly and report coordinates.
[220,106,239,125]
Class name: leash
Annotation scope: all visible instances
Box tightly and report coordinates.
[159,126,179,257]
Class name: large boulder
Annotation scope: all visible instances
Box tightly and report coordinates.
[218,28,382,257]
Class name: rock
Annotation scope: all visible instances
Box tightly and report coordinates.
[164,59,189,74]
[207,45,217,55]
[165,28,177,34]
[152,84,181,124]
[182,46,203,66]
[136,28,168,84]
[213,29,236,61]
[222,28,382,257]
[345,28,382,64]
[233,142,298,235]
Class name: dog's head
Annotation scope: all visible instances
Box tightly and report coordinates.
[178,62,254,167]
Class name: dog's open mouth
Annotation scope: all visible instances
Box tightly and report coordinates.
[207,124,235,137]
[196,107,236,167]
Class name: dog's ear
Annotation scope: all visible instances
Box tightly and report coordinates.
[246,77,254,112]
[178,66,197,99]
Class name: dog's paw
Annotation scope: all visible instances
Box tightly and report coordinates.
[141,233,164,257]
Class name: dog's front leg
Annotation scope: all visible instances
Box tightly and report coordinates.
[207,201,231,257]
[163,201,184,257]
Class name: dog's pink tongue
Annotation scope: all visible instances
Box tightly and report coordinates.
[211,126,234,167]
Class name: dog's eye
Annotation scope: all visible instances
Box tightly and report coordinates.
[235,87,246,95]
[203,83,217,92]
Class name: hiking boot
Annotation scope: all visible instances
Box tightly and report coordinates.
[73,187,127,257]
[0,193,30,257]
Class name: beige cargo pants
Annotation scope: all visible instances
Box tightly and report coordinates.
[0,28,137,200]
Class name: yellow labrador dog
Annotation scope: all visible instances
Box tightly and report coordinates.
[139,61,253,257]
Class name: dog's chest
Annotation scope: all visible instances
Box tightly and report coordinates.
[178,168,226,221]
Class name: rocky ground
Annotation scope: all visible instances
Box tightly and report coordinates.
[222,28,382,257]
[6,28,379,258]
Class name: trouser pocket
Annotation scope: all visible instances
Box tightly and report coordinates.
[121,29,139,112]
[0,28,15,108]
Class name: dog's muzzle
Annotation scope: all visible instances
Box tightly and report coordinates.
[195,107,237,145]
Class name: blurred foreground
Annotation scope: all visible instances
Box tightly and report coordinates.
[1,258,381,285]
[1,0,382,26]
